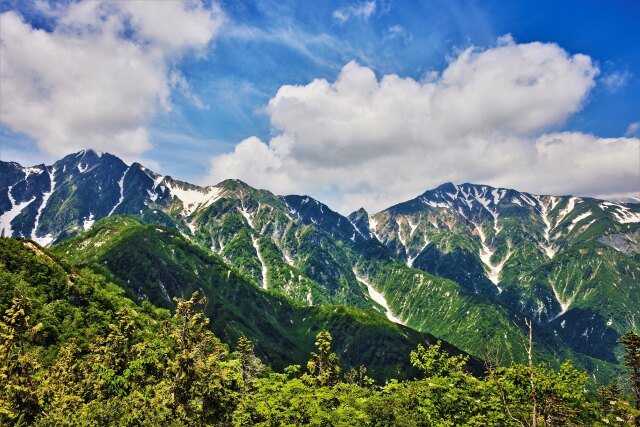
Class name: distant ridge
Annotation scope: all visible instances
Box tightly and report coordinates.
[1,150,638,383]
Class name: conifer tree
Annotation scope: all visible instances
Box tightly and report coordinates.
[345,365,374,388]
[598,379,639,424]
[619,331,640,410]
[165,292,240,425]
[86,307,137,399]
[0,295,42,425]
[38,342,84,419]
[304,330,340,387]
[236,335,264,385]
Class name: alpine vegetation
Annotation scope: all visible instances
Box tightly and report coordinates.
[1,0,639,424]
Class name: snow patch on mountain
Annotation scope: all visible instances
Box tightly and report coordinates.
[555,197,579,226]
[471,186,502,234]
[354,270,404,324]
[369,217,384,242]
[612,205,640,224]
[549,279,578,320]
[549,264,591,320]
[24,166,45,178]
[347,217,368,240]
[239,205,254,228]
[492,188,506,205]
[600,201,640,223]
[458,187,475,209]
[252,236,268,289]
[287,206,302,222]
[32,167,57,246]
[580,219,597,233]
[423,199,450,209]
[538,196,560,258]
[407,239,430,267]
[166,182,223,216]
[407,217,419,236]
[567,211,592,232]
[108,167,129,216]
[475,224,512,292]
[1,186,35,238]
[472,186,491,207]
[149,171,165,192]
[520,194,537,206]
[82,213,95,231]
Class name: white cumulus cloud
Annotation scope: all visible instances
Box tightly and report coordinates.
[0,1,223,158]
[206,38,639,213]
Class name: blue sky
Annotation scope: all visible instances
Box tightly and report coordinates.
[1,0,638,212]
[143,0,639,174]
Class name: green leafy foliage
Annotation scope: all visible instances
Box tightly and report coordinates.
[1,238,639,425]
[302,331,341,387]
[410,340,468,378]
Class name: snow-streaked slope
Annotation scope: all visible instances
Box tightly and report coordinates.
[474,224,511,291]
[354,271,404,324]
[32,167,57,246]
[252,236,268,289]
[1,187,35,237]
[538,196,560,258]
[108,167,130,216]
[166,181,223,216]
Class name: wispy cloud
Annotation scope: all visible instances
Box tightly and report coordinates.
[222,22,371,70]
[333,1,376,24]
[601,70,632,92]
[384,25,412,43]
[626,122,640,137]
[225,24,340,67]
[170,71,207,110]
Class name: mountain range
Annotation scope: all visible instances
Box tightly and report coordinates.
[2,149,639,383]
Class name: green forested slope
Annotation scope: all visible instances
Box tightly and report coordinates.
[1,237,638,426]
[351,239,624,384]
[51,218,476,379]
[4,151,639,386]
[369,184,640,365]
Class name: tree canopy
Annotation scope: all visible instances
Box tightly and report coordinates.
[1,237,639,425]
